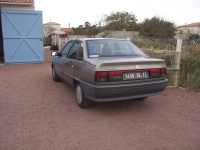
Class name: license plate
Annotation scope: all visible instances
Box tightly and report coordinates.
[123,72,149,80]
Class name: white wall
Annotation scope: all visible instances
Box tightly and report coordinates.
[178,27,200,34]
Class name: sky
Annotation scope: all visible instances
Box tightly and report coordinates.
[35,0,200,28]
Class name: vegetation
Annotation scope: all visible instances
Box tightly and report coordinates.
[100,11,138,31]
[132,34,175,50]
[73,22,100,37]
[188,34,200,40]
[179,47,200,91]
[43,25,56,36]
[182,44,200,51]
[138,16,177,39]
[72,13,177,40]
[73,11,138,37]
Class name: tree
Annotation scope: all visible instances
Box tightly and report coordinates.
[73,22,100,37]
[139,16,177,39]
[87,25,100,38]
[84,22,90,27]
[100,11,138,31]
[84,22,91,36]
[73,25,85,35]
[43,25,56,37]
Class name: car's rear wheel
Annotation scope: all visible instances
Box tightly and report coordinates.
[136,97,148,100]
[76,83,90,108]
[52,65,61,82]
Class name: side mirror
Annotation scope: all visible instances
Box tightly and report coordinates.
[51,52,59,56]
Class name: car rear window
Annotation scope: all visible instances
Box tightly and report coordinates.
[86,39,146,57]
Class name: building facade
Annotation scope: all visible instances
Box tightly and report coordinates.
[177,22,200,39]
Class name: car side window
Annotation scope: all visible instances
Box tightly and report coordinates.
[68,41,82,59]
[60,40,74,57]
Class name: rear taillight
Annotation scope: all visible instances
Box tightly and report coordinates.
[109,71,123,81]
[149,68,167,78]
[95,72,108,82]
[150,69,160,78]
[95,71,123,82]
[161,68,166,77]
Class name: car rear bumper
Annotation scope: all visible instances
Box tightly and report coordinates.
[80,79,168,102]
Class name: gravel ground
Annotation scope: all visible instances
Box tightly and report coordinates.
[0,50,200,150]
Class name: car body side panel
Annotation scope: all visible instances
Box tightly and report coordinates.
[62,58,76,86]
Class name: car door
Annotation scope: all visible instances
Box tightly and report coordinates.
[62,40,82,85]
[74,41,94,83]
[54,40,74,79]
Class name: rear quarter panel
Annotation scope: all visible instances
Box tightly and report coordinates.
[74,60,96,83]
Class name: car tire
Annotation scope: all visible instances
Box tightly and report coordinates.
[52,66,61,82]
[136,97,148,100]
[76,83,91,108]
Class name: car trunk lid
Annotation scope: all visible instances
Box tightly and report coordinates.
[86,56,166,70]
[88,56,167,82]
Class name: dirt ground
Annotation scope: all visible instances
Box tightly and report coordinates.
[0,50,200,150]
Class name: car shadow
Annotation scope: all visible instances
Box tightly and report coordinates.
[86,98,154,115]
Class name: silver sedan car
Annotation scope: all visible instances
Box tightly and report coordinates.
[51,38,168,108]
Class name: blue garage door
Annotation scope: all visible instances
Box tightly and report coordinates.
[1,9,44,64]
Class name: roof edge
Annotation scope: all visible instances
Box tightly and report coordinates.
[178,22,200,28]
[0,2,33,5]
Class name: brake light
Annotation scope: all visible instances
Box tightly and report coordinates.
[150,69,160,78]
[149,68,167,78]
[95,71,123,82]
[161,68,166,77]
[95,72,108,77]
[95,72,108,82]
[109,71,123,81]
[109,71,123,76]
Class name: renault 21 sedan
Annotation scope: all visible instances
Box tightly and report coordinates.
[51,38,168,108]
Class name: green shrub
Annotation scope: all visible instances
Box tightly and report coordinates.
[179,49,200,92]
[132,36,173,50]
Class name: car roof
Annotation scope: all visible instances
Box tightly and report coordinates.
[74,38,128,41]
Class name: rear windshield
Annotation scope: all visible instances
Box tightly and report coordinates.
[86,39,146,57]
